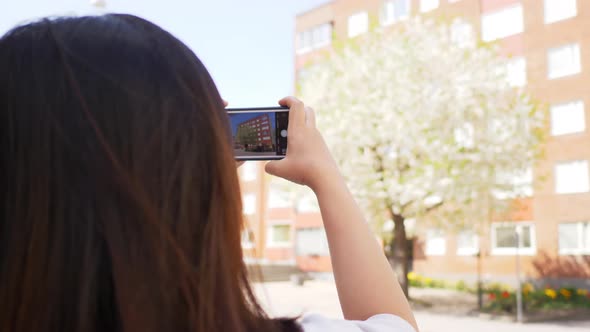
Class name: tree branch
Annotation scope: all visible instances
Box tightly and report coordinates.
[425,200,444,214]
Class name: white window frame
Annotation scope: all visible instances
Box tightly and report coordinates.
[517,167,534,197]
[550,100,586,136]
[266,221,293,248]
[547,43,581,79]
[242,193,257,215]
[450,19,474,48]
[555,160,590,194]
[544,0,577,24]
[296,227,330,256]
[267,186,292,208]
[381,0,410,26]
[492,167,534,200]
[314,23,334,48]
[506,57,527,87]
[295,190,320,213]
[481,4,524,42]
[296,30,312,54]
[456,230,479,256]
[558,221,590,255]
[348,11,369,38]
[491,222,537,256]
[240,161,257,182]
[425,229,446,256]
[296,23,332,55]
[420,0,439,13]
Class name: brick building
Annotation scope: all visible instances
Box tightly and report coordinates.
[235,114,274,151]
[242,0,590,282]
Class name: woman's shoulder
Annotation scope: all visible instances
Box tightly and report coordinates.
[299,313,416,332]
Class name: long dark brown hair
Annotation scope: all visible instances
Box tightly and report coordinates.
[0,14,300,332]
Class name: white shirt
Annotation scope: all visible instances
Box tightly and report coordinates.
[300,313,416,332]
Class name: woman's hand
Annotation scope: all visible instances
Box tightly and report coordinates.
[265,96,338,191]
[266,98,418,331]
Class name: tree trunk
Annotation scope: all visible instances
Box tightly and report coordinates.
[389,213,410,298]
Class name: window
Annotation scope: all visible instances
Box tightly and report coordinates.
[544,0,577,24]
[559,222,590,254]
[297,30,312,53]
[481,5,524,42]
[296,227,330,256]
[314,23,332,48]
[268,187,291,208]
[240,162,257,181]
[420,0,439,13]
[381,0,410,26]
[507,57,527,87]
[493,167,534,199]
[242,193,256,215]
[425,229,446,256]
[296,23,332,54]
[550,100,586,136]
[548,44,581,79]
[450,19,473,48]
[348,11,369,38]
[242,228,254,249]
[267,223,292,247]
[491,223,536,255]
[514,168,534,197]
[296,190,319,213]
[456,230,479,256]
[555,161,589,194]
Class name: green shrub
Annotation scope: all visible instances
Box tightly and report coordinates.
[455,280,467,291]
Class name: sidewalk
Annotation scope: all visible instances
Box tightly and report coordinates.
[253,281,590,332]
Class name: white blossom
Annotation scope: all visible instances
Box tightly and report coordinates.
[297,18,545,234]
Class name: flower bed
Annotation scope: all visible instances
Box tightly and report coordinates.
[484,283,590,314]
[407,272,590,317]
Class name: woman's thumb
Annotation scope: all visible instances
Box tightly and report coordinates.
[265,160,283,177]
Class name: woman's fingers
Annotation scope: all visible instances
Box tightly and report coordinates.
[279,96,306,128]
[305,106,316,128]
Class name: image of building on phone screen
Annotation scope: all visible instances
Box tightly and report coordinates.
[232,112,277,156]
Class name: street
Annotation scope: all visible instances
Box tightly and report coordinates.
[253,281,590,332]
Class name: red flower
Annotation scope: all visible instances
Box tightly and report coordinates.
[501,291,510,299]
[488,293,496,300]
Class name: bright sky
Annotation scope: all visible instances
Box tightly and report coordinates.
[0,0,330,107]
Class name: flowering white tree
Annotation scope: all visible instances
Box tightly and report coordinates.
[297,18,545,295]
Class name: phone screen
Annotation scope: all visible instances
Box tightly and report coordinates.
[226,107,289,160]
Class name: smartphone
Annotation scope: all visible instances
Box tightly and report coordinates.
[226,107,289,160]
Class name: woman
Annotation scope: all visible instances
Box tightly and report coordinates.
[0,14,418,332]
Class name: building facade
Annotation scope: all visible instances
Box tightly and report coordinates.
[242,0,590,282]
[235,114,274,152]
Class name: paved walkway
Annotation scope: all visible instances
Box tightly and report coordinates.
[253,281,590,332]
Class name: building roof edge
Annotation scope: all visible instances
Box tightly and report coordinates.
[296,1,335,18]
